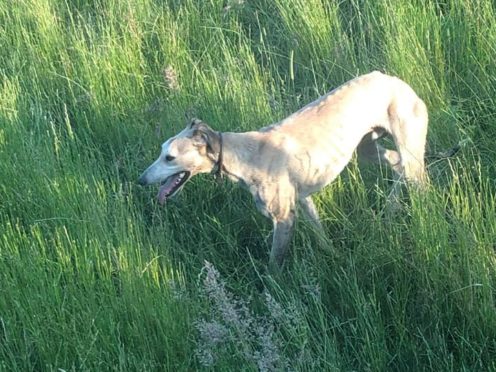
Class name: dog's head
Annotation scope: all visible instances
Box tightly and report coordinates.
[138,118,221,204]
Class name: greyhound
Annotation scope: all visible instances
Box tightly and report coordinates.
[138,71,428,270]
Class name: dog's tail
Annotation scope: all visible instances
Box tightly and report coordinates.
[426,143,461,161]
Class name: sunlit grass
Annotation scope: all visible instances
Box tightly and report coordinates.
[1,0,495,370]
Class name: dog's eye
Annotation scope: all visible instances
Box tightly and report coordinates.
[165,155,175,162]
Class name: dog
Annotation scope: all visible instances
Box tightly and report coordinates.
[138,71,428,270]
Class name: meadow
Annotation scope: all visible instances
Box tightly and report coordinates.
[1,0,495,370]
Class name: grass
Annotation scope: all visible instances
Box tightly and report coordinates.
[1,0,495,370]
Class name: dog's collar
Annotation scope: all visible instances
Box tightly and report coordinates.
[211,131,224,180]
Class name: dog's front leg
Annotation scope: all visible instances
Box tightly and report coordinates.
[299,196,323,230]
[252,183,296,271]
[269,211,295,271]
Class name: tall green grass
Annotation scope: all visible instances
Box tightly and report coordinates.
[1,0,495,370]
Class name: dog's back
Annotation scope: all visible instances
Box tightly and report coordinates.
[256,71,427,195]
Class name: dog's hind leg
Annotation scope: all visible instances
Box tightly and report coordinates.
[377,99,428,211]
[357,132,405,205]
[389,100,429,187]
[357,132,403,176]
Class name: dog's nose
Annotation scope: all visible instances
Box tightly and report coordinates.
[138,174,148,186]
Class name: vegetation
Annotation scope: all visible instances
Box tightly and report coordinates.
[1,0,495,370]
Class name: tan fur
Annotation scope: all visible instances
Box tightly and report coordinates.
[139,71,428,270]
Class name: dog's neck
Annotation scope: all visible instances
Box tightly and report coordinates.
[210,132,224,179]
[211,132,260,186]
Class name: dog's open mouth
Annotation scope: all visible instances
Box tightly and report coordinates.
[157,171,191,204]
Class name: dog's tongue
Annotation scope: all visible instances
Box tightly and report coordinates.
[157,175,181,204]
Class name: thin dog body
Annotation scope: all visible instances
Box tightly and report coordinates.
[138,71,428,269]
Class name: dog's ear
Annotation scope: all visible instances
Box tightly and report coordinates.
[188,117,203,129]
[190,120,221,156]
